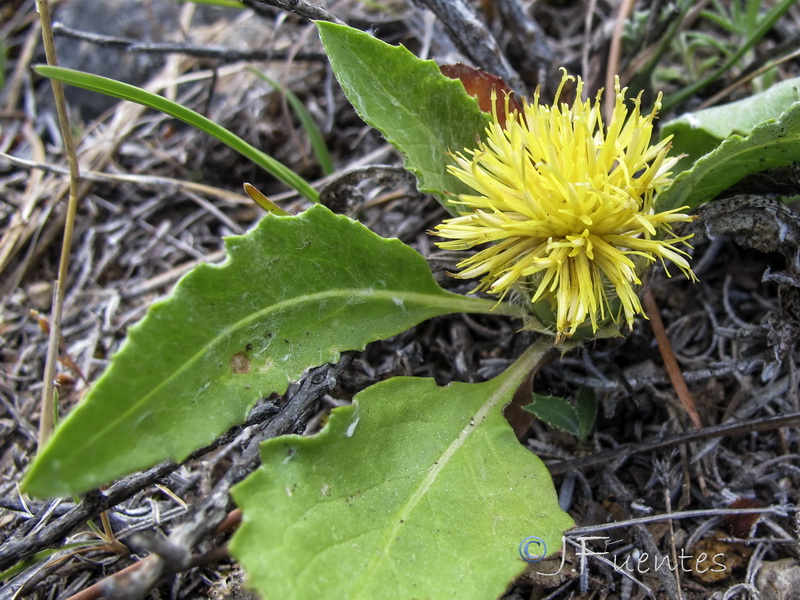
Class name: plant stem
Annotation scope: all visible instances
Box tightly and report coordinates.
[36,0,81,449]
[644,289,702,430]
[502,334,556,390]
[604,0,635,120]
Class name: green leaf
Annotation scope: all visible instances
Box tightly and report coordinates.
[316,22,491,214]
[231,340,573,600]
[657,100,800,211]
[24,205,519,498]
[661,76,800,168]
[523,388,596,442]
[523,394,580,437]
[34,65,319,203]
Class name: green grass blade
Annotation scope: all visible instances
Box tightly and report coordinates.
[243,182,289,215]
[0,541,102,582]
[662,0,797,112]
[249,68,334,176]
[34,65,319,203]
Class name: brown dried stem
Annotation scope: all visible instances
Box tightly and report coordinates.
[603,0,636,120]
[548,411,800,475]
[644,288,703,430]
[34,0,82,448]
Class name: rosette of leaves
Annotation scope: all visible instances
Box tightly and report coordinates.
[24,22,575,600]
[25,20,800,600]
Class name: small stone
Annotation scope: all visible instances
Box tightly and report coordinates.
[756,559,800,600]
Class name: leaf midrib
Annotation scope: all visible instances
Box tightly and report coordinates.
[54,288,502,468]
[350,340,546,597]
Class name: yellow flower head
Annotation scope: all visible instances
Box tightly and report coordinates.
[435,69,696,342]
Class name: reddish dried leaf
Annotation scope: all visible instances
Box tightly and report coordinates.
[440,63,522,128]
[723,498,766,537]
[55,373,77,389]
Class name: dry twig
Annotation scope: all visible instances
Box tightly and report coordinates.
[548,412,800,475]
[35,0,82,448]
[412,0,524,94]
